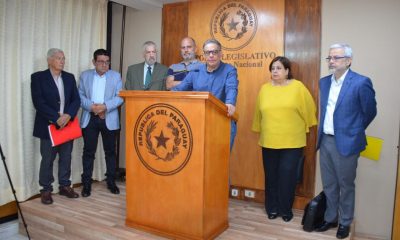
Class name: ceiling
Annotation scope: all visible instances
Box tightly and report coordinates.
[111,0,187,10]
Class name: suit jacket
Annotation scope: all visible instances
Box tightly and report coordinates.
[78,69,123,130]
[317,69,377,156]
[31,69,81,139]
[125,62,168,90]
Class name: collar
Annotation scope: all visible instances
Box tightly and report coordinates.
[331,69,349,85]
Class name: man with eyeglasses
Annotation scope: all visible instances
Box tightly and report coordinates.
[78,49,123,197]
[166,37,202,90]
[316,43,377,239]
[125,41,168,90]
[172,39,238,149]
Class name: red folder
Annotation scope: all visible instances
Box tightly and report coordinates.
[48,117,82,146]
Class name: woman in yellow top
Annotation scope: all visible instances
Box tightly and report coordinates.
[252,56,317,222]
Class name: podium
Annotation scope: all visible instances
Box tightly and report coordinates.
[119,91,234,240]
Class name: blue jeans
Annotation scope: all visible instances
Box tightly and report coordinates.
[39,138,73,192]
[81,114,117,186]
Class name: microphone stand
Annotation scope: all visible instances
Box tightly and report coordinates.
[0,143,31,239]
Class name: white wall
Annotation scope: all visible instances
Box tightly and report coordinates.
[316,0,400,238]
[111,4,163,168]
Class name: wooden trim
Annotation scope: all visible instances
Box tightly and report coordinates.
[161,2,188,66]
[392,130,400,239]
[0,201,17,219]
[285,0,321,200]
[230,185,311,209]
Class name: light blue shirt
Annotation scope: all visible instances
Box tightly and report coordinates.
[143,63,153,85]
[91,71,106,104]
[323,69,349,135]
[172,62,238,105]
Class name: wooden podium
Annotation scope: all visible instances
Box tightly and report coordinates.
[119,91,234,240]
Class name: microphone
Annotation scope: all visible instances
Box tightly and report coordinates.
[144,69,200,90]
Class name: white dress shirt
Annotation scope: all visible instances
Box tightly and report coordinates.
[323,69,349,135]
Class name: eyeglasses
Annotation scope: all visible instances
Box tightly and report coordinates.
[203,50,220,56]
[325,56,348,62]
[96,60,111,65]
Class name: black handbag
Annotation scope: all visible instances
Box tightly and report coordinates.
[301,191,327,232]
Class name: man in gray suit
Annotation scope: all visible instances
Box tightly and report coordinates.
[78,49,123,197]
[125,41,168,90]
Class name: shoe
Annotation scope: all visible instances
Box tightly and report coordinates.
[41,191,53,205]
[81,185,91,197]
[282,214,293,222]
[336,224,350,239]
[267,213,278,219]
[315,221,338,232]
[107,183,120,194]
[59,186,79,198]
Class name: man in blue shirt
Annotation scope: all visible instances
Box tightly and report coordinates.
[172,39,238,149]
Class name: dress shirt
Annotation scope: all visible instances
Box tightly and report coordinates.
[172,62,238,105]
[52,72,65,114]
[323,69,349,135]
[143,63,153,85]
[167,60,202,81]
[91,71,106,104]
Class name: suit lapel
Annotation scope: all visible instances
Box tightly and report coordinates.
[46,69,61,102]
[139,63,145,89]
[104,71,113,99]
[335,70,353,110]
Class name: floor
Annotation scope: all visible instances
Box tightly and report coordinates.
[0,181,388,240]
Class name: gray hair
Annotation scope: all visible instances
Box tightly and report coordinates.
[203,39,222,51]
[47,48,63,60]
[330,43,353,58]
[142,41,157,52]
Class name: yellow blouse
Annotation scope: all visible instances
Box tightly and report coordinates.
[252,79,317,149]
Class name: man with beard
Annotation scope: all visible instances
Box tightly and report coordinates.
[125,41,168,90]
[166,37,202,90]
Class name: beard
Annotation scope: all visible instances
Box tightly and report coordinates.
[182,52,196,61]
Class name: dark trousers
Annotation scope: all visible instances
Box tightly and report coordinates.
[81,114,117,186]
[262,147,303,216]
[39,138,73,192]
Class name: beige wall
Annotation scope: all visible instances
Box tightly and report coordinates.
[111,4,163,168]
[316,0,400,238]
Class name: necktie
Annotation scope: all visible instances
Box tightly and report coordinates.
[145,66,152,89]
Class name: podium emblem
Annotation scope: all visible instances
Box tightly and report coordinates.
[210,0,258,51]
[134,103,193,175]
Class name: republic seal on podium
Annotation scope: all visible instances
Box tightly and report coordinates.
[134,103,193,176]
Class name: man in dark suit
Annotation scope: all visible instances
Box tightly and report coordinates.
[316,43,377,239]
[31,48,81,204]
[78,49,123,197]
[125,41,168,90]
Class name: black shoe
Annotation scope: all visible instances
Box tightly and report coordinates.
[336,224,350,239]
[81,185,91,197]
[315,221,338,232]
[267,213,278,219]
[107,183,120,194]
[282,214,293,222]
